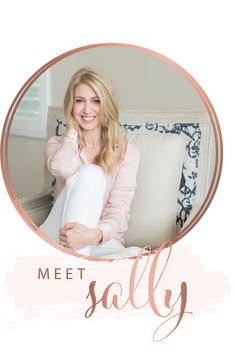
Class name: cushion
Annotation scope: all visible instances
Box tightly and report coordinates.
[125,132,186,248]
[122,122,201,231]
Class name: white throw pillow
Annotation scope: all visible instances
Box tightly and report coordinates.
[125,132,187,249]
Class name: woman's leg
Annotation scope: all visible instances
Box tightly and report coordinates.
[40,164,143,259]
[40,164,106,255]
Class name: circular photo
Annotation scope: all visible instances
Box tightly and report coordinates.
[2,43,222,260]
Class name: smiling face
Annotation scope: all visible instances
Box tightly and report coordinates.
[72,83,101,134]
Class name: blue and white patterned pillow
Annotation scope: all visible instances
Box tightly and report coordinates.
[50,119,201,232]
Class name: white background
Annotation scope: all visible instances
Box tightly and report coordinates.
[0,1,234,352]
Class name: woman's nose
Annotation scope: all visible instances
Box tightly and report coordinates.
[83,101,91,113]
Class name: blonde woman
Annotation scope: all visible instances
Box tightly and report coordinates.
[40,68,141,259]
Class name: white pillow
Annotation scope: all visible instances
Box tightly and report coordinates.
[125,132,186,249]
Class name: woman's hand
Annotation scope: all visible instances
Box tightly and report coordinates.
[59,222,103,250]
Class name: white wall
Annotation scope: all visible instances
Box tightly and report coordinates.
[8,45,205,198]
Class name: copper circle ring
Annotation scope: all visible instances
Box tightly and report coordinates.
[0,43,223,261]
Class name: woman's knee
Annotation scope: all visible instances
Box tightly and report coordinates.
[79,164,104,182]
[67,164,105,187]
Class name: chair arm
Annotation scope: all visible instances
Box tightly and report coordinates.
[20,192,51,226]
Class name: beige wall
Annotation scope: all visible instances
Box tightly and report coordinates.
[8,45,205,198]
[50,45,204,110]
[8,135,46,198]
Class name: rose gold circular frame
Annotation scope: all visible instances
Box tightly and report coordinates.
[0,43,223,261]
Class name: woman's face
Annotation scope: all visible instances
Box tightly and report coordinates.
[72,83,101,133]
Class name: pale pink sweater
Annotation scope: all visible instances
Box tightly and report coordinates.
[45,128,140,245]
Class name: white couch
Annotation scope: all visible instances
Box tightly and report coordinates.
[20,107,215,249]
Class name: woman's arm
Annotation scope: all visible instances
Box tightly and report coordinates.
[45,128,80,181]
[97,141,140,243]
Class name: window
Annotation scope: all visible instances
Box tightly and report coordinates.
[10,72,49,138]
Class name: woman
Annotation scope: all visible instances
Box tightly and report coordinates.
[40,68,141,259]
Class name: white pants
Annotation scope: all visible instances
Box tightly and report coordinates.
[40,164,142,259]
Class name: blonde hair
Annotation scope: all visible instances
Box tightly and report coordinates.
[64,68,126,174]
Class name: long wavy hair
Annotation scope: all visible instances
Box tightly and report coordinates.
[64,68,127,174]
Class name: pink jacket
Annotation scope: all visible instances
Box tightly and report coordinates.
[45,128,140,244]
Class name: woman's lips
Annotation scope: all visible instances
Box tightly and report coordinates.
[81,115,96,123]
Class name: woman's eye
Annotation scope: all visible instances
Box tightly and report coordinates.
[75,99,84,103]
[93,99,100,104]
